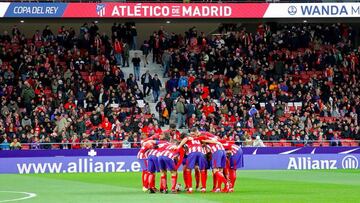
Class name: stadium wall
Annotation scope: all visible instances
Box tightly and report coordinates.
[0,147,359,174]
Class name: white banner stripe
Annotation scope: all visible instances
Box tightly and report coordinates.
[264,3,360,18]
[0,3,10,18]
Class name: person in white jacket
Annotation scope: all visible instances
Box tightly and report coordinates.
[253,136,265,147]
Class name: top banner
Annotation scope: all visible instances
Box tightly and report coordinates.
[1,3,360,18]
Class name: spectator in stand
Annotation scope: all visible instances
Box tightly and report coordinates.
[122,41,130,67]
[113,38,123,66]
[122,136,131,148]
[176,96,186,129]
[71,134,81,149]
[130,25,137,50]
[151,74,162,103]
[162,50,172,78]
[31,137,41,150]
[141,70,152,97]
[21,81,35,115]
[132,52,141,81]
[330,133,342,146]
[253,136,265,147]
[42,137,52,149]
[0,136,10,150]
[10,138,21,150]
[243,132,253,147]
[140,40,150,67]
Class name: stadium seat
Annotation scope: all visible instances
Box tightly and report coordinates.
[52,144,60,149]
[341,142,350,147]
[350,142,359,147]
[264,142,273,147]
[282,142,292,147]
[112,141,122,148]
[272,142,282,147]
[21,145,30,150]
[312,142,320,147]
[322,142,330,147]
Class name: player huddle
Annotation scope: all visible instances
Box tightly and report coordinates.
[137,127,244,193]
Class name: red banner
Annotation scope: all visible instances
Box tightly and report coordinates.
[63,3,270,18]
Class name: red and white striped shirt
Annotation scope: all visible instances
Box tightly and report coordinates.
[207,142,225,154]
[147,141,171,157]
[231,144,240,155]
[158,144,178,159]
[147,148,159,157]
[137,141,154,159]
[186,137,206,154]
[221,140,240,155]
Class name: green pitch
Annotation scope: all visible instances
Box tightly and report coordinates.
[0,170,359,203]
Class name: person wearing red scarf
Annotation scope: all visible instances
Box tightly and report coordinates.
[113,39,123,65]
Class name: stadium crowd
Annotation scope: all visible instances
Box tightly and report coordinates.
[0,21,359,150]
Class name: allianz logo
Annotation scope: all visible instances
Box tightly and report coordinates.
[287,155,358,170]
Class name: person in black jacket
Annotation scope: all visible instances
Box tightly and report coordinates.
[141,70,152,96]
[150,74,162,102]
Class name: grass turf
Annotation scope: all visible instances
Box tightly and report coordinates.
[0,170,359,203]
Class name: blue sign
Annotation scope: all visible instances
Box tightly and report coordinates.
[5,3,67,18]
[0,149,359,174]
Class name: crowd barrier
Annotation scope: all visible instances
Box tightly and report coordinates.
[0,147,359,174]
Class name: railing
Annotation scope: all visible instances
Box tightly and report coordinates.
[1,140,358,150]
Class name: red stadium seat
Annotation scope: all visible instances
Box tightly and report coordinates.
[264,142,273,147]
[282,142,292,147]
[312,142,320,147]
[279,139,287,144]
[321,142,330,147]
[350,142,359,147]
[272,142,282,147]
[21,145,30,150]
[52,144,60,149]
[112,141,122,148]
[341,142,350,147]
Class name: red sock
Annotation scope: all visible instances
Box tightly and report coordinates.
[215,171,227,188]
[195,169,200,188]
[223,167,229,180]
[183,169,188,188]
[200,170,207,189]
[142,171,149,188]
[148,173,155,188]
[212,172,218,189]
[229,169,236,188]
[185,170,192,189]
[160,173,167,190]
[171,173,178,191]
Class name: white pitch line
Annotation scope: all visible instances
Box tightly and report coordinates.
[0,191,37,202]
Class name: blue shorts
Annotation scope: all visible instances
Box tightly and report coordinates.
[212,150,226,169]
[186,152,207,170]
[206,157,211,170]
[138,159,148,171]
[230,148,244,169]
[158,156,176,171]
[148,155,160,173]
[182,155,187,166]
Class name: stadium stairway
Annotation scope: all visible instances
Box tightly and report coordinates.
[123,51,178,130]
